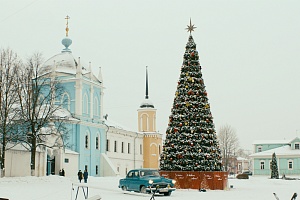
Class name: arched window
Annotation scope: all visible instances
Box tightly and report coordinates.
[83,93,89,114]
[93,97,99,116]
[85,132,90,149]
[95,133,100,150]
[61,92,70,111]
[150,143,157,156]
[140,113,149,131]
[37,94,45,105]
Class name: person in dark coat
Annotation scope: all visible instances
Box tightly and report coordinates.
[61,168,65,176]
[77,170,83,183]
[83,169,88,183]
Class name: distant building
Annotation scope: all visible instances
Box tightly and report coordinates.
[236,157,251,174]
[250,137,300,176]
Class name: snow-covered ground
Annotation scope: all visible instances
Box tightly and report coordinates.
[0,175,299,200]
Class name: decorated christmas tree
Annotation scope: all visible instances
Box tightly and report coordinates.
[160,20,222,171]
[271,152,279,179]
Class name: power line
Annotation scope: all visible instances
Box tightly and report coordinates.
[0,0,39,24]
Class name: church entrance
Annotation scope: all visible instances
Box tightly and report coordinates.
[46,155,55,175]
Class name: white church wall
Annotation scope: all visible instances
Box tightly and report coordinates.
[100,153,119,176]
[106,126,144,177]
[62,149,79,177]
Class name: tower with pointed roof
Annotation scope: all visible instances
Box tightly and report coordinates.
[138,67,162,169]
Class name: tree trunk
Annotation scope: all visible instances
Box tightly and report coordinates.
[30,138,36,176]
[1,141,5,177]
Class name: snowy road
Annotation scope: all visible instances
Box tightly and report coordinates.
[0,175,300,200]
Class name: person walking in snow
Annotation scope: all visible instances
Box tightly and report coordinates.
[83,169,88,183]
[61,168,65,176]
[77,170,83,183]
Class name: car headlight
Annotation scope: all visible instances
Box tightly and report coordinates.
[149,179,153,185]
[172,180,176,184]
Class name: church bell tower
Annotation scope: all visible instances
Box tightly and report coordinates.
[138,67,162,169]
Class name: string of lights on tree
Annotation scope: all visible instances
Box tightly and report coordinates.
[159,19,223,171]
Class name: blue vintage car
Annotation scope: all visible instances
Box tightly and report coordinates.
[119,168,176,196]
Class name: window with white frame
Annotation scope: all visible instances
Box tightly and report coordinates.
[128,143,131,154]
[295,143,299,150]
[114,140,117,152]
[37,94,45,105]
[121,142,124,153]
[288,160,293,169]
[93,97,99,116]
[257,146,262,152]
[85,133,89,149]
[106,139,110,151]
[95,135,99,150]
[140,144,142,154]
[61,92,70,111]
[83,93,89,114]
[260,161,265,169]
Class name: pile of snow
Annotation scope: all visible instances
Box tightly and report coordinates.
[1,175,300,200]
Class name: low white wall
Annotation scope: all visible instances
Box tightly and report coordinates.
[5,149,46,177]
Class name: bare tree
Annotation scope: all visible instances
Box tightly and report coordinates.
[15,53,68,176]
[0,48,22,177]
[217,124,239,171]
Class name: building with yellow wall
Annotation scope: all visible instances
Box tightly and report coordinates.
[138,67,163,169]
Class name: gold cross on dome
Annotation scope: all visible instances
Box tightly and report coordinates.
[65,15,70,37]
[186,18,196,34]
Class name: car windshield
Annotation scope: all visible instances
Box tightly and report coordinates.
[140,170,160,177]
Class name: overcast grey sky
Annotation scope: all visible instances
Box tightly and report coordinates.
[1,0,300,151]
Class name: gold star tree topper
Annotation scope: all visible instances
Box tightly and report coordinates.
[186,18,196,34]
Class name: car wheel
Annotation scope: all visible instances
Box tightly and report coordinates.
[140,186,147,193]
[122,186,127,191]
[164,192,171,196]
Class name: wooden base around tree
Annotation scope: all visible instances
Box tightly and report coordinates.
[159,171,228,190]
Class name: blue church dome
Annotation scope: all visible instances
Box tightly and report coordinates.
[61,37,72,52]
